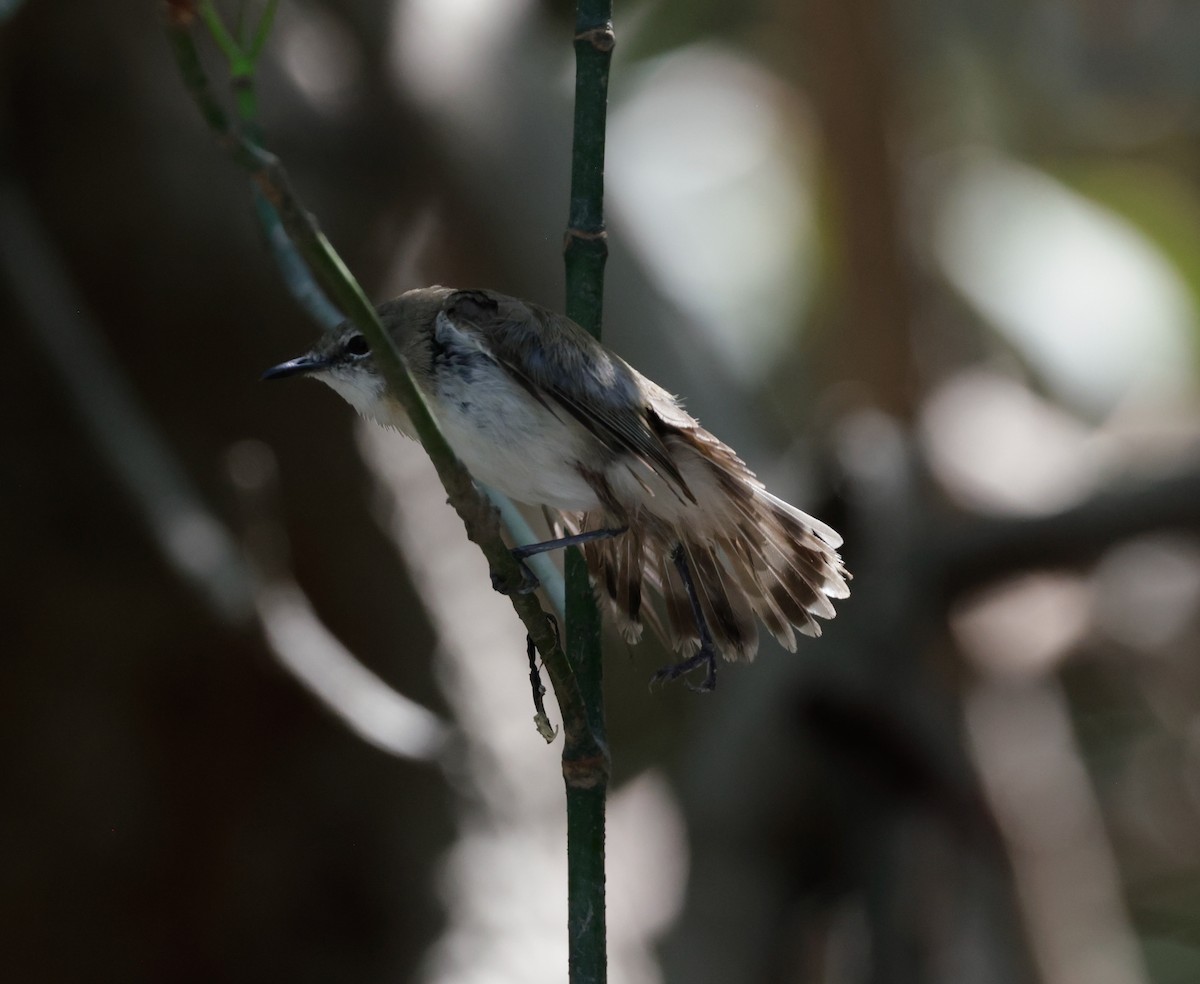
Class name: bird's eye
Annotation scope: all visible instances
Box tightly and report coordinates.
[345,334,370,357]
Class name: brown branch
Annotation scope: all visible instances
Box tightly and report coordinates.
[939,462,1200,598]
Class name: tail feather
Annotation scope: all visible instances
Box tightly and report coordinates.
[621,524,644,631]
[719,533,798,653]
[723,493,844,619]
[685,541,758,661]
[582,519,644,645]
[759,488,844,549]
[566,425,849,664]
[658,549,699,656]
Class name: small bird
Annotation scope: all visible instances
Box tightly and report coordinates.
[264,287,849,689]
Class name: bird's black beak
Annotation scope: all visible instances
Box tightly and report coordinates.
[261,353,331,380]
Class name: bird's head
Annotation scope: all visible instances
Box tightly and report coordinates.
[262,317,388,419]
[262,286,451,427]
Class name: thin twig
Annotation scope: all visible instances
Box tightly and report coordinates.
[528,620,559,743]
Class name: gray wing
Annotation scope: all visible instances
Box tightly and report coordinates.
[442,289,696,503]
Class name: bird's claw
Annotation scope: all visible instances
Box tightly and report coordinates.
[491,555,540,595]
[649,646,718,693]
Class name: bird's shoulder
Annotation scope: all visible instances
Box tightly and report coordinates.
[439,288,697,501]
[439,290,600,371]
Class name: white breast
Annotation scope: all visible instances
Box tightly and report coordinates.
[320,335,604,512]
[431,361,602,511]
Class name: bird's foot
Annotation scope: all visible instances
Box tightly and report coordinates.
[650,645,718,693]
[491,555,540,595]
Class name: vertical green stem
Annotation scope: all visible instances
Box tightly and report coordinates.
[564,550,607,984]
[563,3,614,983]
[564,6,614,335]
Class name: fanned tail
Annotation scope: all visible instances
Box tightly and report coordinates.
[570,430,850,662]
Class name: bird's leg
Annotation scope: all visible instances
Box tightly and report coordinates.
[651,544,718,692]
[493,526,628,596]
[511,526,628,560]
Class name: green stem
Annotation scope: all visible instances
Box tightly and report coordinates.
[563,3,615,983]
[196,1,271,128]
[564,548,607,983]
[246,0,278,61]
[197,2,244,70]
[564,10,614,336]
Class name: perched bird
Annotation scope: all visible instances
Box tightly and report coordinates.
[264,286,849,689]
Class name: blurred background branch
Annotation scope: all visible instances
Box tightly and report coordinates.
[0,168,447,763]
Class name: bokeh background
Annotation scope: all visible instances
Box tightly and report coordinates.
[5,1,1200,982]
